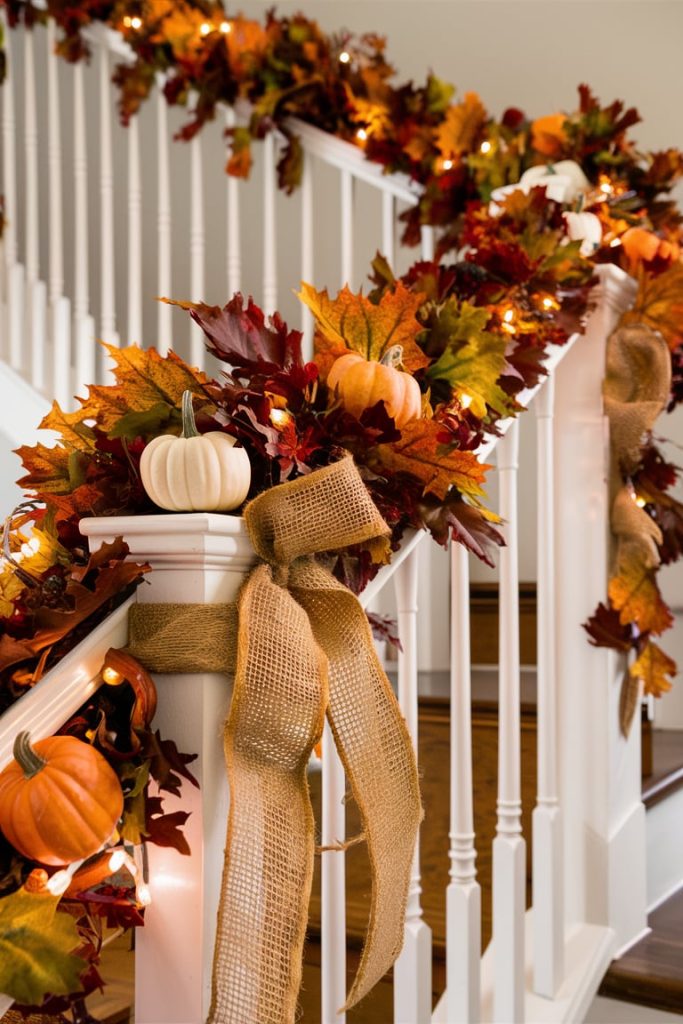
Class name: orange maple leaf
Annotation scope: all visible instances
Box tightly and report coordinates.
[620,263,683,350]
[629,640,676,698]
[298,282,429,377]
[608,546,674,636]
[372,419,490,501]
[435,92,488,159]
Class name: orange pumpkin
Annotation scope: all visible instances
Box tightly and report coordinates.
[0,732,124,866]
[621,227,681,273]
[327,346,422,428]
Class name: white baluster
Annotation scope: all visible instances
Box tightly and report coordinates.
[1,18,18,366]
[52,296,72,410]
[30,281,47,393]
[128,115,143,345]
[1,13,17,273]
[225,107,242,299]
[301,153,314,359]
[47,21,64,307]
[393,547,432,1024]
[447,542,481,1023]
[190,131,205,368]
[492,419,526,1024]
[532,378,564,997]
[157,83,173,353]
[23,28,39,288]
[382,191,395,268]
[99,43,118,348]
[73,61,91,390]
[340,170,354,287]
[263,132,277,314]
[420,225,435,263]
[321,719,346,1024]
[23,27,40,385]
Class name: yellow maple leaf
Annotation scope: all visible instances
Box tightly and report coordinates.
[630,640,676,698]
[436,92,488,159]
[298,282,429,374]
[77,344,209,433]
[372,419,491,501]
[608,545,674,636]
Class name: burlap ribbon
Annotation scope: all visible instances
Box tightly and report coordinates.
[603,323,672,734]
[127,457,422,1023]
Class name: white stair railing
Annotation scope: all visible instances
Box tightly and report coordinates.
[0,17,650,1024]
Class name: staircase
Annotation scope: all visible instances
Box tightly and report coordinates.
[1,12,682,1024]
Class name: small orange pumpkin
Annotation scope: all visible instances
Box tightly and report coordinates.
[0,732,124,866]
[327,345,422,428]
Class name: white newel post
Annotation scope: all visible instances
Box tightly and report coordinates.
[81,514,256,1024]
[553,265,647,952]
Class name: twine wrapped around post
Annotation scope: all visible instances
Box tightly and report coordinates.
[603,323,672,734]
[126,456,423,1023]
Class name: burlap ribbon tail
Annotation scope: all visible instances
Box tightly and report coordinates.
[127,457,422,1024]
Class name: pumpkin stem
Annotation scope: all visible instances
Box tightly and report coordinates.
[381,345,404,369]
[13,731,46,779]
[181,390,200,439]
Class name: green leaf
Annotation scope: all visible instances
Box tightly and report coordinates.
[426,299,515,417]
[109,401,179,440]
[0,888,86,1004]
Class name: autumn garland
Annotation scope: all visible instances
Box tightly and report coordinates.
[0,0,682,685]
[0,1,681,1014]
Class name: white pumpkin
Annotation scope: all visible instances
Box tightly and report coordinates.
[563,210,603,256]
[140,391,251,512]
[490,159,590,212]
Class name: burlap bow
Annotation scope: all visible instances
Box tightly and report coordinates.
[127,457,422,1023]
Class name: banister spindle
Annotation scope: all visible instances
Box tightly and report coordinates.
[447,542,481,1022]
[190,130,205,368]
[263,132,278,315]
[73,60,94,395]
[98,42,118,348]
[320,717,347,1024]
[340,169,354,287]
[382,191,395,267]
[127,115,143,345]
[46,21,64,307]
[44,20,67,398]
[25,26,46,388]
[23,28,39,288]
[156,82,172,353]
[493,419,526,1023]
[225,107,242,300]
[420,225,435,263]
[533,378,564,997]
[300,152,314,359]
[1,13,17,272]
[1,19,23,371]
[393,547,432,1024]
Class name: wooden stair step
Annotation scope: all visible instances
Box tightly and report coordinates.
[598,885,683,1016]
[642,729,683,808]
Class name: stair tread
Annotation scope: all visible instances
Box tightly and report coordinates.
[643,729,683,808]
[599,885,683,1015]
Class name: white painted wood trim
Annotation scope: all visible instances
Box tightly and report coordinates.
[225,106,242,300]
[190,131,206,368]
[262,132,278,315]
[1,11,17,268]
[393,547,432,1024]
[127,115,143,345]
[98,42,118,347]
[23,28,39,286]
[447,541,481,1023]
[300,152,314,359]
[46,20,64,306]
[156,83,173,354]
[493,420,526,1024]
[0,597,133,770]
[340,170,354,287]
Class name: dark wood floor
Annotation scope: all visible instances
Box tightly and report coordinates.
[643,729,683,808]
[599,886,683,1016]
